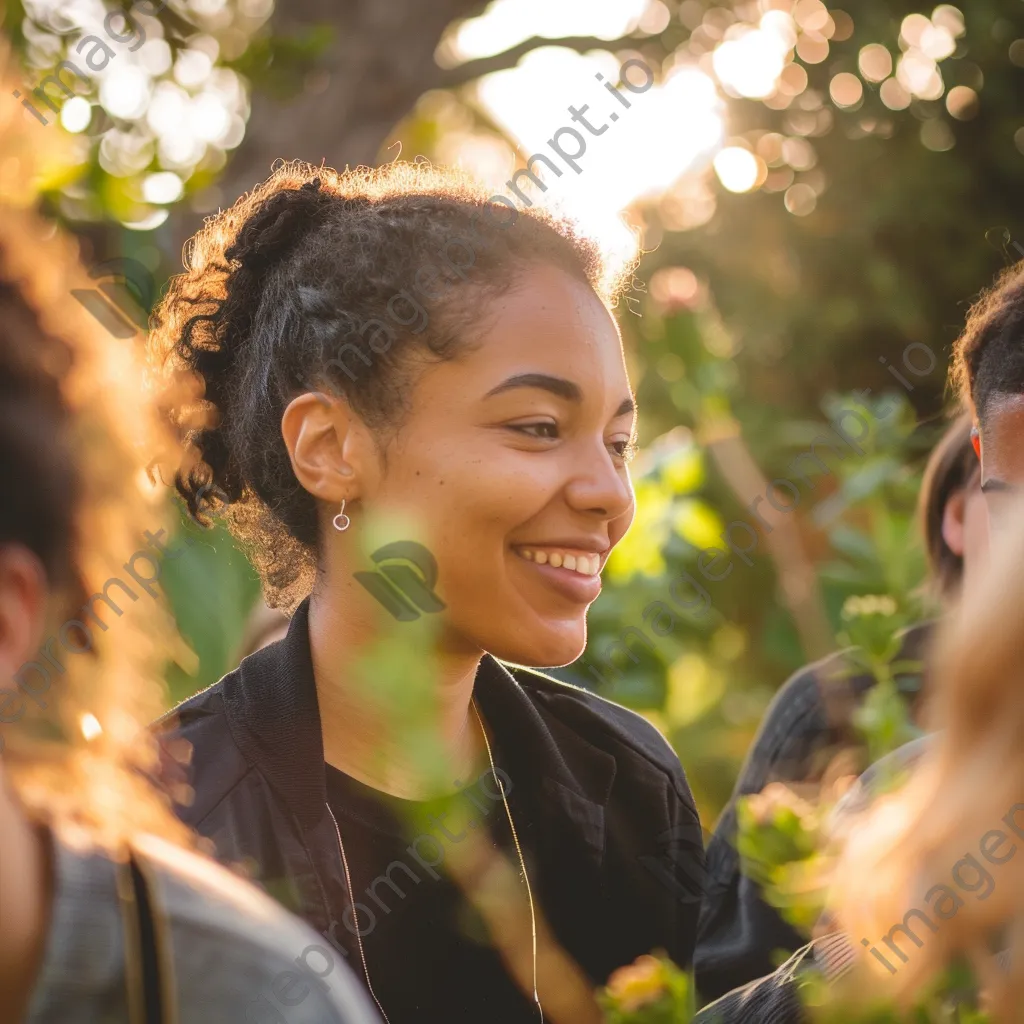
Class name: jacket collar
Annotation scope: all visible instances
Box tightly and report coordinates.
[220,597,616,852]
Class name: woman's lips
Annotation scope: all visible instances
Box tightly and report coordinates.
[512,546,603,603]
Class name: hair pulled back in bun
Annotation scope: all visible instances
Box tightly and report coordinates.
[149,159,631,611]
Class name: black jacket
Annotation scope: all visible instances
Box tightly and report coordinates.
[156,597,706,1002]
[694,623,934,1002]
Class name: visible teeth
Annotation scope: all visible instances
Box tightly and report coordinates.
[516,548,602,575]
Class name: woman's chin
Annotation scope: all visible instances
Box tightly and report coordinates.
[484,626,586,671]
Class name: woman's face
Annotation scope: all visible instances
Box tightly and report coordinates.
[977,393,1024,538]
[365,264,635,667]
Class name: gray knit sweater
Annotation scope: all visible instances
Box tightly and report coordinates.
[24,829,380,1024]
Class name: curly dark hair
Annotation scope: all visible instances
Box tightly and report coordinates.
[950,260,1024,424]
[150,159,633,611]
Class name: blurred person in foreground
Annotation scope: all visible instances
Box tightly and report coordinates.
[694,258,1024,1017]
[691,494,1024,1023]
[695,411,988,1000]
[827,491,1024,1021]
[149,160,706,1024]
[0,72,377,1024]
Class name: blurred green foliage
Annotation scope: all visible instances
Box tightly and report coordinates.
[803,960,990,1022]
[600,953,698,1023]
[159,513,261,706]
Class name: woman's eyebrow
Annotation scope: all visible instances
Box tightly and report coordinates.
[982,477,1017,494]
[484,373,636,417]
[484,373,581,402]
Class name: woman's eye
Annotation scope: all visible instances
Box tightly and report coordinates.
[610,438,638,462]
[510,422,559,440]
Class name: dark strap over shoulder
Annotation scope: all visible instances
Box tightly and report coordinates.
[116,848,177,1024]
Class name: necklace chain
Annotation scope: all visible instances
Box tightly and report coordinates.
[326,698,543,1023]
[471,699,543,1021]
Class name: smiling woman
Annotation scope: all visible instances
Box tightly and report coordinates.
[149,159,706,1024]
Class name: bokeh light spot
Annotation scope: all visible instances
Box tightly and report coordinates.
[919,24,956,61]
[777,62,809,97]
[100,66,152,120]
[781,136,816,171]
[880,77,912,110]
[784,182,817,215]
[713,27,787,98]
[796,34,829,64]
[858,44,893,83]
[638,0,671,35]
[946,85,979,120]
[931,5,966,39]
[897,52,944,100]
[175,50,215,89]
[793,0,830,33]
[713,147,760,192]
[143,171,184,204]
[829,72,863,108]
[756,131,786,165]
[140,39,173,76]
[830,9,855,42]
[900,13,932,49]
[650,266,701,310]
[60,96,92,133]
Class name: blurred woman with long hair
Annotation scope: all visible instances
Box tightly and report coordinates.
[0,62,376,1024]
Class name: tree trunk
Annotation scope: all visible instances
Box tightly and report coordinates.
[185,0,486,235]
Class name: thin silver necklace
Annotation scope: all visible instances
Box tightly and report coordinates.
[325,698,543,1023]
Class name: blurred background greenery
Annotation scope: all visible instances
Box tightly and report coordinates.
[6,0,1023,828]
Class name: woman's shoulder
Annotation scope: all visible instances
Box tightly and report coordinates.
[135,833,378,1022]
[28,831,377,1024]
[507,664,695,801]
[749,620,937,755]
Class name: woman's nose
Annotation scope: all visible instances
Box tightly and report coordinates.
[563,446,634,520]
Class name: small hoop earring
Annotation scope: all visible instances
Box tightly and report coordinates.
[333,499,351,532]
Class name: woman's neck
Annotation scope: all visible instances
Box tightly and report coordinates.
[308,588,485,800]
[0,767,52,1024]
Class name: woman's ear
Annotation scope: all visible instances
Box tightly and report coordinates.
[280,392,367,503]
[0,545,47,686]
[942,487,968,557]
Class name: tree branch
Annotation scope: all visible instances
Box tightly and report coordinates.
[437,33,656,90]
[700,418,835,664]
